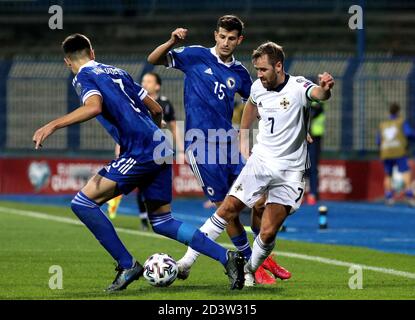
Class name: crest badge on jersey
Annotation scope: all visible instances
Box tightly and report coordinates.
[280,97,290,109]
[207,187,215,196]
[234,183,243,192]
[226,77,236,89]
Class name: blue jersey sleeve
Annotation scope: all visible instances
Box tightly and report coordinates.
[237,69,253,102]
[167,46,199,72]
[133,81,148,101]
[76,72,103,105]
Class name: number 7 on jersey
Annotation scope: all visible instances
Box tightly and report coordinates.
[268,117,275,134]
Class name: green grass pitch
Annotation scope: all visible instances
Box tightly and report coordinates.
[0,200,414,300]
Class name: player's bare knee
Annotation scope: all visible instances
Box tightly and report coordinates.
[217,198,240,222]
[145,200,170,214]
[231,215,243,224]
[260,226,278,244]
[254,196,266,211]
[260,232,277,244]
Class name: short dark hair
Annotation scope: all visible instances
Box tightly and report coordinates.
[144,72,162,86]
[252,41,285,66]
[62,33,92,59]
[216,15,244,37]
[389,103,400,116]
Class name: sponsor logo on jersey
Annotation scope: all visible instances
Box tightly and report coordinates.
[174,46,185,53]
[204,68,213,75]
[296,78,306,83]
[303,81,312,88]
[226,77,236,89]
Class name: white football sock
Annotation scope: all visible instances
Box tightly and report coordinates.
[178,212,227,267]
[244,234,275,273]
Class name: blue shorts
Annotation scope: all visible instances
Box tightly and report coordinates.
[98,156,172,204]
[186,141,245,203]
[383,157,410,176]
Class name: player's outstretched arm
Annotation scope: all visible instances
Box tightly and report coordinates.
[310,72,335,101]
[147,28,188,66]
[239,99,258,159]
[32,95,102,149]
[143,95,163,128]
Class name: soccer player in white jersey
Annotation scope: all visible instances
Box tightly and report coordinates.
[148,16,290,284]
[200,41,334,287]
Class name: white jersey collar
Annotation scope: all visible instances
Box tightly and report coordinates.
[78,60,98,73]
[268,73,290,92]
[210,47,235,67]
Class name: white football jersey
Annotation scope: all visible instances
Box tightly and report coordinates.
[249,74,318,171]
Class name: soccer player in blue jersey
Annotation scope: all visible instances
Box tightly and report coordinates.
[148,15,291,283]
[32,34,245,291]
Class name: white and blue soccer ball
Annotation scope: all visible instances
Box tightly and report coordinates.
[143,253,178,287]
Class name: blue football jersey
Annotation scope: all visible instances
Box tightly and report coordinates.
[167,46,252,144]
[72,60,172,163]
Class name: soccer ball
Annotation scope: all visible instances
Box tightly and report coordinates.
[143,253,178,287]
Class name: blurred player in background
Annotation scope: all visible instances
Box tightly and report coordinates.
[107,72,184,231]
[204,41,334,286]
[378,103,415,206]
[33,33,246,291]
[148,15,290,285]
[306,100,327,205]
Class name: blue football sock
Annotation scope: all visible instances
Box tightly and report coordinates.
[251,226,260,239]
[231,231,252,260]
[149,212,228,265]
[71,192,134,269]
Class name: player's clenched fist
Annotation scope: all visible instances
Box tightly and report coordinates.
[318,72,334,91]
[170,28,188,44]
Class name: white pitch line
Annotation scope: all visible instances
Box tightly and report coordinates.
[1,206,415,280]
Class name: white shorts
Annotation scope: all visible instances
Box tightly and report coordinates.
[228,153,306,214]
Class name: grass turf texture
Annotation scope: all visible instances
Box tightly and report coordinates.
[0,200,414,300]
